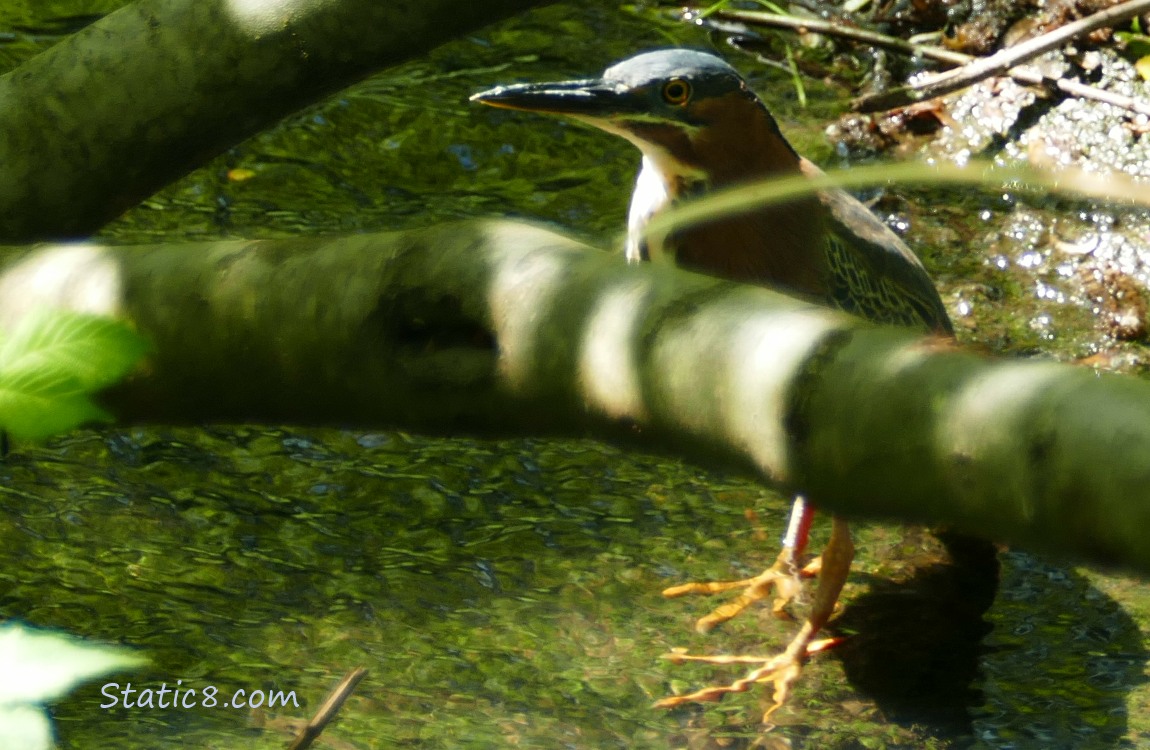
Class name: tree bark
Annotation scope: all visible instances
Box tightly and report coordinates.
[0,0,548,242]
[1,221,1149,574]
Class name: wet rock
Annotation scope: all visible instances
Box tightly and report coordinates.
[1080,263,1149,340]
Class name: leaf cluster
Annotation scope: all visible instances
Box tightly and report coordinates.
[0,309,149,441]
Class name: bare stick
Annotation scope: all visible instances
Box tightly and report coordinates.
[287,667,368,750]
[703,7,1150,116]
[853,0,1150,110]
[1008,66,1150,117]
[713,9,970,65]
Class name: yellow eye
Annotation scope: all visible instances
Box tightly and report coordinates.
[661,79,691,106]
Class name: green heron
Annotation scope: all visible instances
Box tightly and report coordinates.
[472,49,953,720]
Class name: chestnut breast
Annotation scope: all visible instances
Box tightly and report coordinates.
[630,90,832,299]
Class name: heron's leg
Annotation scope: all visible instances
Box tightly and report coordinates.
[663,496,820,631]
[657,516,854,722]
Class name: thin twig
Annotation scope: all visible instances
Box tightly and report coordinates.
[1007,66,1150,117]
[714,9,970,65]
[899,0,1150,92]
[853,0,1150,110]
[704,7,1150,117]
[287,667,368,750]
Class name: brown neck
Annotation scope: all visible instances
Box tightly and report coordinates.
[661,96,830,297]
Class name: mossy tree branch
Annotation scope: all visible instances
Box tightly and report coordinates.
[0,221,1148,573]
[0,0,547,242]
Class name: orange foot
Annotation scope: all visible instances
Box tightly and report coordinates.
[654,628,841,722]
[661,548,821,632]
[657,516,854,722]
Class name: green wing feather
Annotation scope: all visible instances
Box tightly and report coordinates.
[818,186,953,335]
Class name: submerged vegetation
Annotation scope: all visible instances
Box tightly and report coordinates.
[1,0,1150,748]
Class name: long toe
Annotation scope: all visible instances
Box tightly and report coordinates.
[663,550,814,633]
[654,648,807,723]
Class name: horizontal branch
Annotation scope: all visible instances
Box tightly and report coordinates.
[0,222,1148,574]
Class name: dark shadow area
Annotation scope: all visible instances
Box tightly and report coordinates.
[971,550,1149,748]
[832,527,999,734]
[832,529,1148,747]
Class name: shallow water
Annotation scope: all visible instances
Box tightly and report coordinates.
[3,2,1150,748]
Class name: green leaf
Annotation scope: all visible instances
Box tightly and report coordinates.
[0,309,149,391]
[0,310,148,440]
[1116,30,1150,60]
[0,622,146,705]
[0,623,146,750]
[0,705,52,750]
[0,387,109,441]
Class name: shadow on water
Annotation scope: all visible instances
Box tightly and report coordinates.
[2,1,1149,748]
[973,551,1149,749]
[832,528,999,735]
[831,527,1147,748]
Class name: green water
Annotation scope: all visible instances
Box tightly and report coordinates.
[2,2,1149,748]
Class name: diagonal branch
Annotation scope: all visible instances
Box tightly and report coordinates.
[704,7,1150,116]
[0,0,548,243]
[852,0,1150,111]
[287,668,368,750]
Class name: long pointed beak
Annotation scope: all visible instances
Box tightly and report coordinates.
[470,78,638,118]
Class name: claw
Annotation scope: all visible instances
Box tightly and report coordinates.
[662,548,816,633]
[654,648,805,722]
[655,631,847,721]
[663,498,823,632]
[656,517,855,721]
